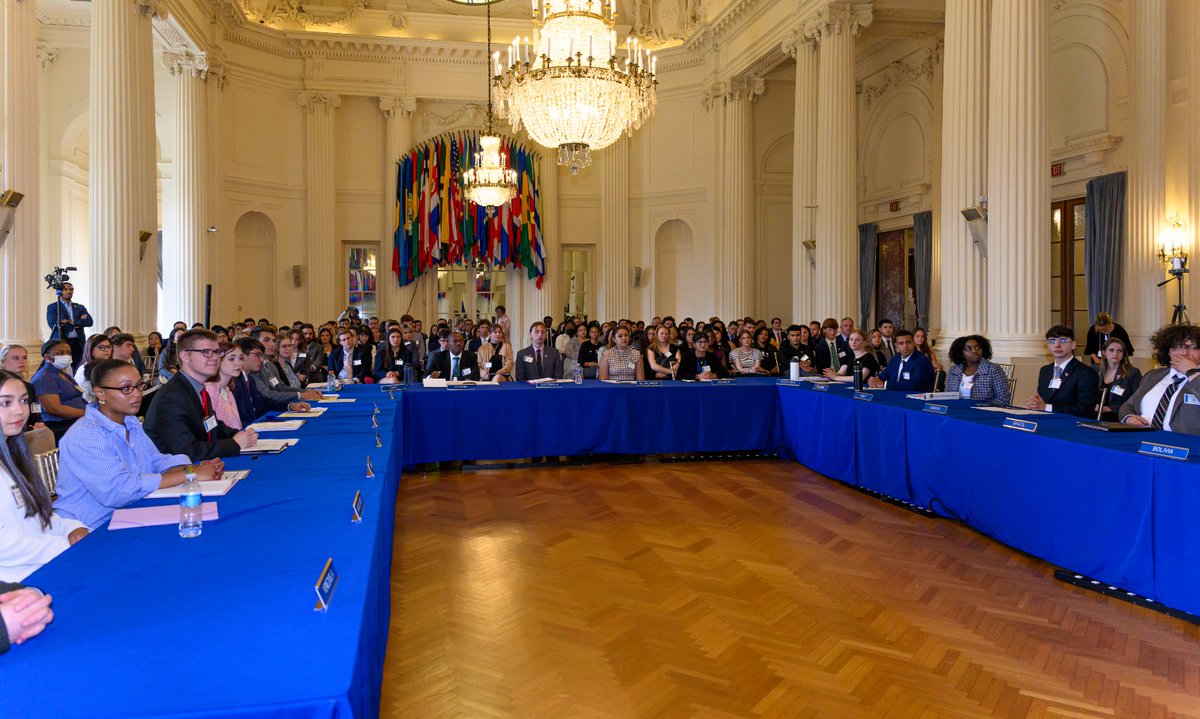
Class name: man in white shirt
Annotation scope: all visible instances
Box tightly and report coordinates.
[1119,324,1200,433]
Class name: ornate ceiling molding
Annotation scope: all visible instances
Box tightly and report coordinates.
[858,38,942,109]
[231,0,370,29]
[802,2,873,42]
[419,103,484,132]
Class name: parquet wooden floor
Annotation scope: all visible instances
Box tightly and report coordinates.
[381,460,1200,719]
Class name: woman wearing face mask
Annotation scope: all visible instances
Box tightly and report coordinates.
[55,361,223,531]
[0,370,88,582]
[31,341,87,441]
[73,334,113,404]
[0,346,46,432]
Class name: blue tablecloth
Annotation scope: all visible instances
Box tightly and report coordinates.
[775,383,1200,617]
[1,397,400,719]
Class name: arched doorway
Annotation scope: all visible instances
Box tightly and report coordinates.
[654,219,694,316]
[234,212,277,319]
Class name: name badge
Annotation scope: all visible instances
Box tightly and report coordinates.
[701,365,711,373]
[627,362,636,370]
[853,391,874,402]
[838,351,847,358]
[1048,379,1062,390]
[298,353,307,359]
[800,355,810,363]
[353,359,362,366]
[1111,385,1126,397]
[523,356,534,363]
[902,373,911,381]
[461,368,471,376]
[203,415,218,432]
[923,402,948,415]
[1003,417,1038,433]
[11,484,26,510]
[395,360,404,366]
[31,402,42,414]
[351,490,364,523]
[314,558,339,611]
[1186,394,1200,406]
[269,377,280,386]
[1138,441,1190,461]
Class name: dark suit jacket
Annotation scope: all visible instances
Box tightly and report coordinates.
[1036,358,1099,418]
[232,372,291,425]
[428,350,481,381]
[327,346,371,382]
[373,344,418,381]
[514,346,564,381]
[144,373,241,461]
[45,300,93,341]
[877,352,936,392]
[814,339,849,372]
[677,350,730,380]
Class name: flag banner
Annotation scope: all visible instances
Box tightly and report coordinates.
[391,131,546,288]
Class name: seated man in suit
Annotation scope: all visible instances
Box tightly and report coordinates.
[327,328,371,383]
[868,330,935,391]
[427,331,480,381]
[145,329,258,461]
[1,582,53,655]
[233,337,312,423]
[1023,324,1099,417]
[777,324,816,376]
[514,321,564,381]
[1119,324,1200,433]
[677,333,730,380]
[247,326,322,400]
[814,318,848,373]
[424,329,452,374]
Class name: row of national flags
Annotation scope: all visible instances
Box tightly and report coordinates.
[392,131,546,288]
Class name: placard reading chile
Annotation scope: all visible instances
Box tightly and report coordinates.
[1138,441,1190,461]
[314,558,340,611]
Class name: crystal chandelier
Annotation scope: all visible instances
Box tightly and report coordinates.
[463,0,518,212]
[493,0,657,174]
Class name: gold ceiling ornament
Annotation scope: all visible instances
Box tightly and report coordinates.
[233,0,368,29]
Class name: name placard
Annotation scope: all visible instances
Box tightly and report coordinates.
[351,490,364,523]
[853,391,874,402]
[636,380,663,387]
[447,384,476,390]
[535,382,563,388]
[812,383,830,392]
[314,558,339,611]
[706,379,735,385]
[1138,441,1190,461]
[776,379,803,387]
[923,402,949,415]
[1003,417,1038,433]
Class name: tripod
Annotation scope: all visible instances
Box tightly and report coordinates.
[1157,271,1190,325]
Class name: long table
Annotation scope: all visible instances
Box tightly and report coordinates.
[5,377,1199,718]
[1,398,401,719]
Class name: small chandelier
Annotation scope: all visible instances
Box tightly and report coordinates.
[463,0,518,212]
[494,0,657,174]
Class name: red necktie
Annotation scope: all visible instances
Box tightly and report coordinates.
[200,389,213,440]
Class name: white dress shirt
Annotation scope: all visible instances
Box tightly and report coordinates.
[1044,358,1074,413]
[1136,369,1189,431]
[0,464,84,582]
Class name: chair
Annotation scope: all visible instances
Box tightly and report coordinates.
[995,362,1015,380]
[933,370,947,392]
[33,448,60,500]
[1006,376,1017,405]
[23,426,56,457]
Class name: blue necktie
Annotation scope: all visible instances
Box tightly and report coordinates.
[451,356,459,379]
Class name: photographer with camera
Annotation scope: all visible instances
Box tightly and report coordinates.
[44,269,92,369]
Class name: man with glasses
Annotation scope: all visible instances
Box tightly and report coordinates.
[248,326,322,401]
[45,282,93,369]
[145,329,259,460]
[232,337,312,423]
[1119,324,1200,432]
[1023,325,1099,417]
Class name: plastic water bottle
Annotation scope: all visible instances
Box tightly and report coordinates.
[326,375,335,394]
[403,365,415,385]
[179,471,202,538]
[789,356,801,381]
[573,365,583,384]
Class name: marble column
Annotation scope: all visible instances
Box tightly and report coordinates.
[378,96,417,321]
[985,0,1049,360]
[1190,1,1200,319]
[783,27,818,325]
[939,0,990,341]
[810,2,871,321]
[89,0,158,332]
[163,51,213,327]
[598,137,629,321]
[714,74,763,320]
[528,152,560,321]
[298,92,341,323]
[133,1,162,335]
[0,0,43,348]
[1123,0,1166,344]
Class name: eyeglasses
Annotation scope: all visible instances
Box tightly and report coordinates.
[1045,338,1073,345]
[96,382,150,395]
[1170,344,1198,351]
[182,348,226,358]
[248,351,265,358]
[94,345,112,352]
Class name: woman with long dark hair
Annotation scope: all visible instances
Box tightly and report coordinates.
[73,334,113,403]
[0,370,87,582]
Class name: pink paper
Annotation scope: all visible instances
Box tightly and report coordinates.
[108,502,219,530]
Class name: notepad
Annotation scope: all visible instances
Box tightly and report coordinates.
[317,398,357,403]
[109,502,218,530]
[278,407,327,418]
[973,406,1045,416]
[248,420,306,432]
[240,438,299,454]
[146,471,248,499]
[526,378,572,384]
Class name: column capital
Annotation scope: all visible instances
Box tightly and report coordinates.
[802,2,873,42]
[702,74,765,111]
[163,50,219,82]
[36,42,61,72]
[298,91,343,113]
[781,26,817,58]
[379,96,417,119]
[134,0,168,20]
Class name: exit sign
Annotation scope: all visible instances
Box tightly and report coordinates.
[1050,162,1064,177]
[889,200,900,212]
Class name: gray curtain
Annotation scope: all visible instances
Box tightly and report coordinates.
[913,211,933,325]
[1085,171,1126,323]
[858,222,878,328]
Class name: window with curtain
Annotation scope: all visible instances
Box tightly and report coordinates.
[1050,197,1088,331]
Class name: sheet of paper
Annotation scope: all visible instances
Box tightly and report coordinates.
[973,406,1046,416]
[241,438,299,453]
[600,380,636,384]
[906,392,963,401]
[278,407,326,418]
[422,378,448,388]
[317,398,357,403]
[146,473,246,499]
[109,502,218,530]
[248,420,305,432]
